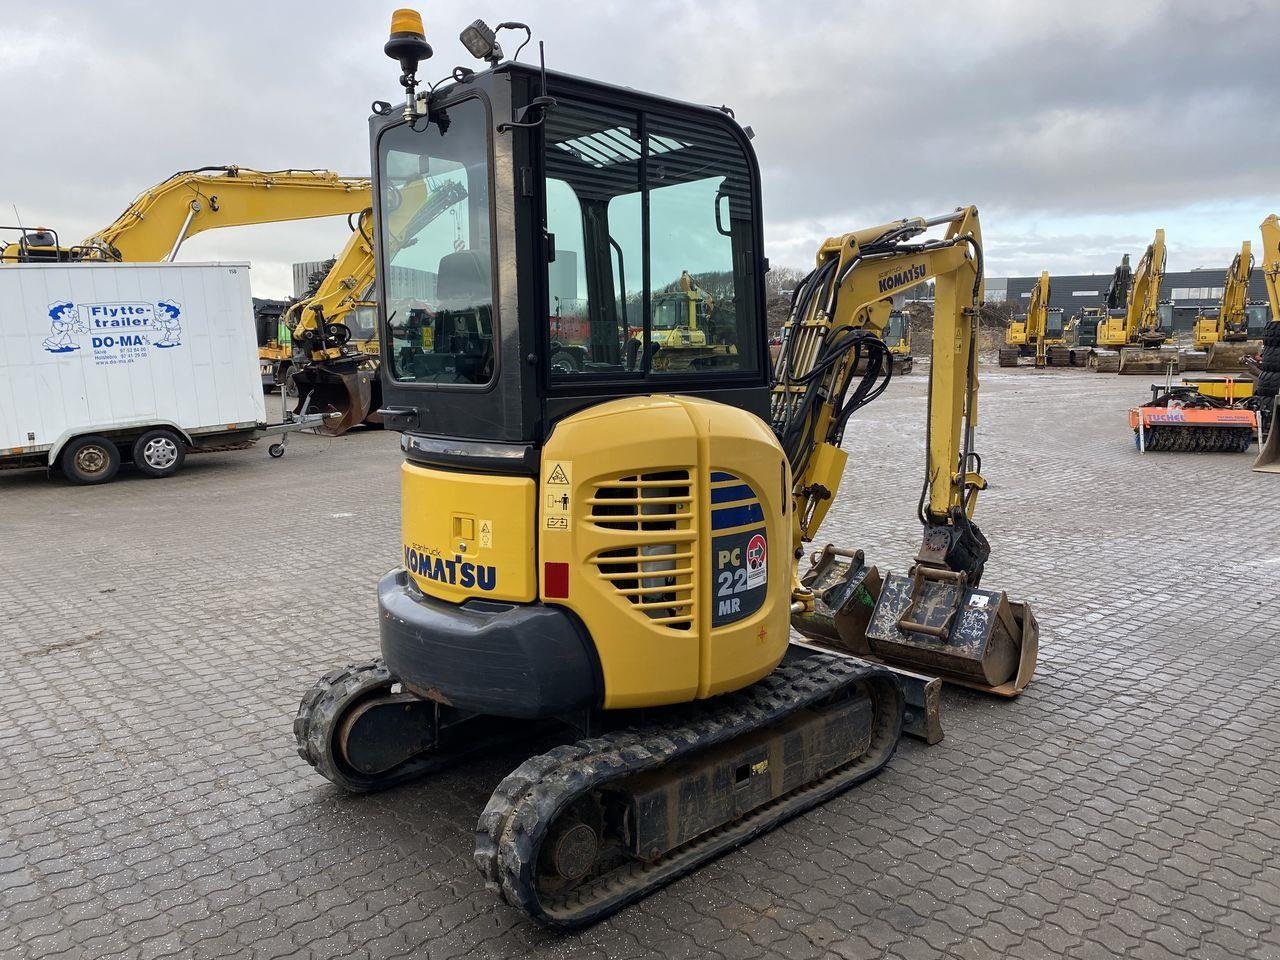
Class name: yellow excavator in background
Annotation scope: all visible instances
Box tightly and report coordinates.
[2,166,369,264]
[883,308,913,373]
[296,11,1036,930]
[1092,229,1170,374]
[1193,241,1259,372]
[1254,214,1280,472]
[272,209,383,435]
[0,166,388,432]
[1000,271,1055,368]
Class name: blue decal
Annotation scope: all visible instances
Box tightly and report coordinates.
[712,503,765,530]
[711,483,756,504]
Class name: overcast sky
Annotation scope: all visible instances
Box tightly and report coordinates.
[5,1,1276,298]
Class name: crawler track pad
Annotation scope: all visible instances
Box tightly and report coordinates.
[474,652,903,929]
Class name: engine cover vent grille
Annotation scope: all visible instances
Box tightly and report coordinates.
[588,470,695,630]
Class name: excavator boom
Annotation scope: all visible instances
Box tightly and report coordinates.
[82,166,370,262]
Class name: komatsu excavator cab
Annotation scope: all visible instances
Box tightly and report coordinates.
[374,64,769,443]
[369,56,784,719]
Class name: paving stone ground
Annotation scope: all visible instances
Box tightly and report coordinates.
[2,367,1277,960]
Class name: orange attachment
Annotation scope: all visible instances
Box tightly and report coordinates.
[1128,407,1258,430]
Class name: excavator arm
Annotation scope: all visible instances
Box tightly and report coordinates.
[1194,241,1254,351]
[283,175,468,434]
[777,206,1036,697]
[1099,229,1166,349]
[80,166,370,262]
[771,206,986,575]
[1260,215,1280,321]
[1002,271,1050,367]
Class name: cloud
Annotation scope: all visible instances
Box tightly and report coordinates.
[4,0,1276,293]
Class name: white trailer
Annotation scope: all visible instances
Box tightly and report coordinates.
[0,261,317,484]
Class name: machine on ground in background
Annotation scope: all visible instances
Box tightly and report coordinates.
[296,11,1037,930]
[1253,214,1280,471]
[1191,241,1259,372]
[1000,271,1062,368]
[1091,230,1175,374]
[0,165,386,434]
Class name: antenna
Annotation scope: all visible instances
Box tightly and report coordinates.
[12,204,25,230]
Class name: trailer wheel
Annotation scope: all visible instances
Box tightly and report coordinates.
[62,435,121,485]
[268,443,286,459]
[132,428,186,479]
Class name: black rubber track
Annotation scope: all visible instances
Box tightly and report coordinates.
[474,654,903,930]
[295,660,464,792]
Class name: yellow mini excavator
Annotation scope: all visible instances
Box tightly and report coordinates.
[296,12,1036,929]
[1193,241,1260,373]
[1092,229,1172,374]
[1000,271,1056,368]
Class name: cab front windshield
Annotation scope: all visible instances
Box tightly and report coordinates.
[377,98,494,386]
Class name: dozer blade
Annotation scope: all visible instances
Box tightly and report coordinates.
[474,650,903,930]
[792,545,1037,698]
[1254,397,1280,473]
[1206,339,1261,373]
[291,363,382,436]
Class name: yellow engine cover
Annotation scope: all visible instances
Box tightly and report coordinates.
[539,395,793,709]
[401,462,536,603]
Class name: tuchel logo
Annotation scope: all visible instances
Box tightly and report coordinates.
[405,545,497,591]
[877,262,927,294]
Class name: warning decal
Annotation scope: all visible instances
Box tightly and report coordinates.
[746,533,767,588]
[543,461,572,530]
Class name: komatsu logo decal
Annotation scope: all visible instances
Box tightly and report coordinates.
[877,262,927,294]
[404,545,497,591]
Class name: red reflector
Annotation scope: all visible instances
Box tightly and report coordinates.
[544,562,569,599]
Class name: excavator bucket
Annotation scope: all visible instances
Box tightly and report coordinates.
[1254,397,1280,472]
[794,545,1038,700]
[291,362,382,436]
[1205,339,1261,373]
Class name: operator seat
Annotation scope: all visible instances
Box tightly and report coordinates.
[433,250,493,382]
